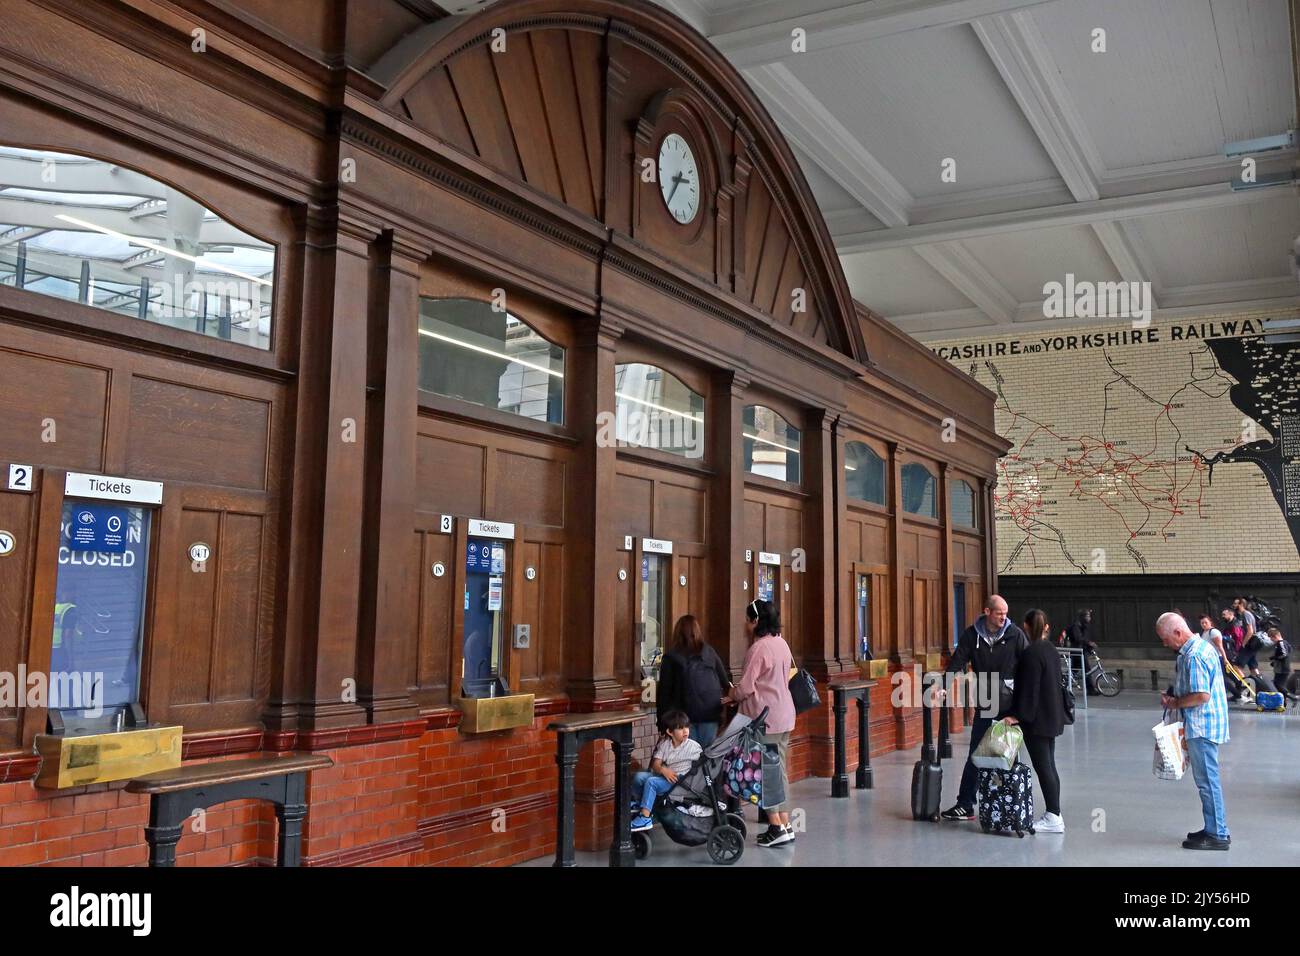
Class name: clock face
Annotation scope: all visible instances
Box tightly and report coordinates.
[658,133,700,224]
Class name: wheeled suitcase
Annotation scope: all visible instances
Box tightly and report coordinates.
[977,763,1035,837]
[1257,691,1286,712]
[911,676,943,821]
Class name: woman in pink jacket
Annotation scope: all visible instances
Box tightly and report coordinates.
[723,599,797,847]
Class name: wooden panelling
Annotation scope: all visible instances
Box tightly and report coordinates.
[615,473,654,538]
[402,66,476,154]
[655,481,706,546]
[0,488,37,735]
[172,510,221,705]
[212,512,263,702]
[125,378,270,490]
[495,452,565,528]
[0,350,106,471]
[416,433,485,516]
[416,528,455,706]
[445,45,524,180]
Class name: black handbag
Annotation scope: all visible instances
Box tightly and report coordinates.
[1060,673,1076,725]
[789,666,820,715]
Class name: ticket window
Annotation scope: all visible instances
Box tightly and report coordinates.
[462,537,508,698]
[49,499,154,736]
[856,573,872,662]
[640,553,668,681]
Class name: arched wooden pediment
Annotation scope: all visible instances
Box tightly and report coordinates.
[370,0,866,366]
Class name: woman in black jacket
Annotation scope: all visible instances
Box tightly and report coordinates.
[657,615,732,746]
[1005,608,1066,834]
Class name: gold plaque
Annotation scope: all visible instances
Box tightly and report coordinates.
[456,693,535,734]
[865,658,889,680]
[35,725,183,789]
[925,652,944,671]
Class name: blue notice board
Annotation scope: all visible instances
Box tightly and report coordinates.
[68,504,129,553]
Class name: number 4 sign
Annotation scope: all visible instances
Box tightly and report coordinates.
[8,465,33,492]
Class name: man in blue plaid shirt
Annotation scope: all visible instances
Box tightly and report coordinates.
[1158,612,1230,851]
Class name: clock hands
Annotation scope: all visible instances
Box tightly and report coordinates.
[666,172,691,207]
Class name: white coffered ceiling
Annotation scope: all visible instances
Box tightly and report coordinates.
[656,0,1300,341]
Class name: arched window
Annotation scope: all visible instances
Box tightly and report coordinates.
[744,405,801,483]
[613,363,704,458]
[901,463,937,518]
[418,297,564,423]
[0,146,275,348]
[950,478,977,529]
[845,441,885,505]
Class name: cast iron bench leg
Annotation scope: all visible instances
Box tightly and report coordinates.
[609,734,635,867]
[554,736,578,868]
[276,772,308,867]
[144,796,185,868]
[855,695,873,789]
[831,688,849,798]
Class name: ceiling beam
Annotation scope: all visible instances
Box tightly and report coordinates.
[1091,220,1162,298]
[971,11,1103,201]
[744,64,912,227]
[835,181,1285,253]
[710,0,1059,69]
[913,242,1019,324]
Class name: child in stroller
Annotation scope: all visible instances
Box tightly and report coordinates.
[629,707,769,865]
[632,710,701,831]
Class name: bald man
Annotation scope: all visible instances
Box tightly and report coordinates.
[940,594,1029,822]
[1158,612,1230,851]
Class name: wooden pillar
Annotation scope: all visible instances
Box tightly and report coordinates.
[832,421,851,671]
[982,475,998,598]
[709,369,749,675]
[803,409,840,679]
[266,206,372,733]
[564,314,625,707]
[355,231,426,723]
[939,462,954,661]
[887,442,907,666]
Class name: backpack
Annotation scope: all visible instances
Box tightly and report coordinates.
[683,652,723,722]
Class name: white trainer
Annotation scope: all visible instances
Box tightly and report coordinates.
[1034,812,1065,833]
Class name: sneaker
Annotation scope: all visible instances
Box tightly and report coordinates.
[631,814,653,831]
[756,825,795,847]
[1034,813,1065,833]
[940,804,975,822]
[1182,831,1229,851]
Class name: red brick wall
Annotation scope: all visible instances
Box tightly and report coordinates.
[0,685,948,866]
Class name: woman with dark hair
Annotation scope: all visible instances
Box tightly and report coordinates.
[723,599,797,848]
[1004,607,1066,833]
[657,614,732,746]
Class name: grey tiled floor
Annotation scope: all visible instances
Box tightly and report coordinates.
[521,691,1300,866]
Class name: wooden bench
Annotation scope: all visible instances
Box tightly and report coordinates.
[546,710,653,868]
[827,678,877,797]
[126,753,334,867]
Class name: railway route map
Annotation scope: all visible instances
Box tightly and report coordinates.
[936,318,1300,575]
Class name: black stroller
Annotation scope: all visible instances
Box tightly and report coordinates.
[630,707,769,865]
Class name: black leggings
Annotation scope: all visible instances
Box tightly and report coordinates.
[1024,734,1061,816]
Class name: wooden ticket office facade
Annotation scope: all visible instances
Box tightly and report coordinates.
[0,0,1005,866]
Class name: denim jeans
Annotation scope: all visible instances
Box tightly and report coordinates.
[957,715,993,810]
[690,722,719,747]
[1186,736,1229,839]
[632,771,675,812]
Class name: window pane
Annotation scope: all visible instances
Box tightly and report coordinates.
[0,146,275,349]
[743,405,801,483]
[614,363,704,458]
[52,502,151,731]
[950,479,976,528]
[418,298,564,424]
[902,463,936,517]
[845,441,885,504]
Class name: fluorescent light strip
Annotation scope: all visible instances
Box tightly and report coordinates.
[54,214,272,286]
[744,431,799,454]
[418,327,561,377]
[614,391,703,424]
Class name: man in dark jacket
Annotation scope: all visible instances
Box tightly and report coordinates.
[939,594,1029,822]
[1066,609,1098,691]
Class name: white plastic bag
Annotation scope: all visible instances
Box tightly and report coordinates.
[1152,710,1187,781]
[971,718,1023,770]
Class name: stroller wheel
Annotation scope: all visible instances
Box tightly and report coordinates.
[725,813,748,838]
[706,824,744,865]
[631,831,652,860]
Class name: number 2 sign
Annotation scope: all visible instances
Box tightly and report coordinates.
[7,465,33,492]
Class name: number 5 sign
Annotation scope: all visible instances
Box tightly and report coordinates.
[8,465,33,492]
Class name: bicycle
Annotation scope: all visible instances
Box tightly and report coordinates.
[1082,650,1121,697]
